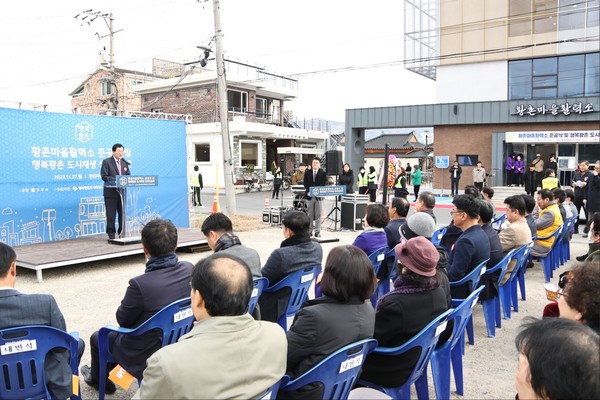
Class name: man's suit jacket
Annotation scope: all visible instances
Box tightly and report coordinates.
[111,257,194,379]
[134,314,287,399]
[0,289,72,399]
[303,168,327,199]
[101,156,131,198]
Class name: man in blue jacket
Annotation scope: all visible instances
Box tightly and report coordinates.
[447,194,491,298]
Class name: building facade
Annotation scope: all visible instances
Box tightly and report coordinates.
[346,0,599,189]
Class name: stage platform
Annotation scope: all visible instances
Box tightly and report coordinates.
[15,228,207,282]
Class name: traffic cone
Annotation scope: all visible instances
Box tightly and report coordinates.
[264,196,271,209]
[211,194,221,213]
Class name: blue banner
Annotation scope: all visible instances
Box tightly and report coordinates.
[309,185,347,197]
[0,108,188,245]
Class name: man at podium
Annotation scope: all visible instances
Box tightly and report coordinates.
[101,143,131,240]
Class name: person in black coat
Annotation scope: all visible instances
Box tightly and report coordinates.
[101,143,131,240]
[449,160,462,196]
[284,245,376,398]
[81,219,193,393]
[360,237,451,388]
[339,163,355,194]
[304,157,328,237]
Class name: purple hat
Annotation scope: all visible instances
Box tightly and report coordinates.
[394,237,439,277]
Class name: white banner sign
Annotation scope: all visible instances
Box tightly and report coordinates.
[505,131,599,143]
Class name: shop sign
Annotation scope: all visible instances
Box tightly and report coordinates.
[506,130,600,143]
[514,101,594,117]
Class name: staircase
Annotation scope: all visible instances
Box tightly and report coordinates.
[487,185,530,209]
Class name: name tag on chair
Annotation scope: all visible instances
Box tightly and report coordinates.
[339,354,364,373]
[377,254,385,262]
[0,339,37,355]
[301,273,314,283]
[435,321,449,337]
[173,307,193,323]
[251,288,259,297]
[109,365,136,390]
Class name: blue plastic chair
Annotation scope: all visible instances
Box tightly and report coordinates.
[0,325,81,400]
[431,227,447,246]
[502,243,532,316]
[248,277,269,315]
[536,226,563,283]
[278,339,378,399]
[518,236,536,301]
[480,249,516,338]
[557,217,575,266]
[449,258,489,345]
[97,297,195,400]
[386,247,398,282]
[257,375,289,399]
[430,286,485,399]
[358,310,452,399]
[367,247,389,308]
[262,265,321,330]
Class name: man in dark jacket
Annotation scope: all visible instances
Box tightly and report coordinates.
[81,219,193,393]
[449,160,462,196]
[447,195,491,299]
[259,211,323,323]
[478,201,504,301]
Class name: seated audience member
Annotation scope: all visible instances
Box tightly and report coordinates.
[564,188,578,221]
[531,189,563,258]
[477,200,504,301]
[259,210,323,323]
[520,194,538,238]
[360,237,451,388]
[446,195,491,298]
[0,243,84,400]
[384,197,410,250]
[482,186,495,212]
[464,184,482,199]
[82,218,193,393]
[515,317,599,400]
[576,213,600,261]
[353,203,389,255]
[499,195,532,285]
[285,245,376,397]
[399,212,436,241]
[557,261,600,333]
[134,254,287,399]
[551,187,568,222]
[415,191,437,222]
[201,212,261,278]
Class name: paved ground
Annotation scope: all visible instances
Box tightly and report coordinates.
[13,201,589,399]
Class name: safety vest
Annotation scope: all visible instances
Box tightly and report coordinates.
[190,175,200,187]
[541,177,559,189]
[358,173,369,186]
[367,172,377,184]
[395,175,406,188]
[536,203,563,249]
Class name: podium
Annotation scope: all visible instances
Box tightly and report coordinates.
[109,175,159,245]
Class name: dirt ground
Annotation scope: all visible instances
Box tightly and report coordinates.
[13,222,590,400]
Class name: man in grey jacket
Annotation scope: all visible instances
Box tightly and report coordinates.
[0,242,83,399]
[201,212,261,278]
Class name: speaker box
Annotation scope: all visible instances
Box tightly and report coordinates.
[325,150,342,175]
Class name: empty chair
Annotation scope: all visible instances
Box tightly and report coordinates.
[0,325,81,400]
[430,286,485,399]
[261,265,321,330]
[557,217,575,266]
[449,258,489,345]
[248,277,269,315]
[367,246,389,308]
[480,249,516,337]
[357,310,452,399]
[502,243,533,315]
[97,298,195,400]
[278,339,378,400]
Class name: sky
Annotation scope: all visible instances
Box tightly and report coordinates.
[0,0,436,122]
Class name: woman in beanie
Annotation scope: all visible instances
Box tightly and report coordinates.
[360,236,451,388]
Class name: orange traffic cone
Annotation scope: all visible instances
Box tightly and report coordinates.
[212,194,221,213]
[264,196,271,209]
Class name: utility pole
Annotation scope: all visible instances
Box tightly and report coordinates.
[212,0,237,214]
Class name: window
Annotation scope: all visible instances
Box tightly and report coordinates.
[508,53,600,100]
[227,89,248,113]
[256,97,268,118]
[509,0,532,36]
[240,140,261,168]
[195,144,210,162]
[588,0,600,27]
[457,154,478,166]
[533,0,558,34]
[130,80,144,93]
[559,0,586,30]
[100,81,113,96]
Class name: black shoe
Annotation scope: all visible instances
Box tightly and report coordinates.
[576,254,588,262]
[80,365,117,394]
[315,232,321,238]
[108,234,115,240]
[526,261,535,269]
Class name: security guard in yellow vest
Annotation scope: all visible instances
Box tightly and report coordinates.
[531,189,563,257]
[541,168,559,190]
[357,167,369,195]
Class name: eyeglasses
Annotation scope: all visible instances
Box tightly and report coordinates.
[450,210,465,216]
[557,288,568,300]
